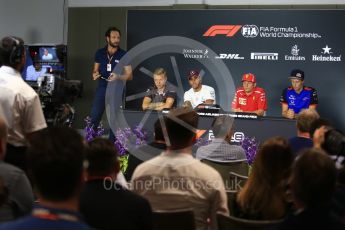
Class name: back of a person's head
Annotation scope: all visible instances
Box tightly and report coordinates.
[211,115,234,138]
[253,136,294,185]
[0,36,24,66]
[237,137,293,219]
[321,129,345,156]
[27,127,85,201]
[86,138,119,177]
[291,148,337,208]
[309,118,331,138]
[296,109,320,133]
[153,119,165,142]
[238,136,293,219]
[164,107,198,150]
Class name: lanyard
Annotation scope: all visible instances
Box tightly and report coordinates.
[107,52,114,64]
[32,208,79,222]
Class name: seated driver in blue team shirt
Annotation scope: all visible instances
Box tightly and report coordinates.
[280,69,318,119]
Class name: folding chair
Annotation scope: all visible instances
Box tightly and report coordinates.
[152,209,195,230]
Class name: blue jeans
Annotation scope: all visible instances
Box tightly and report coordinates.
[90,83,115,143]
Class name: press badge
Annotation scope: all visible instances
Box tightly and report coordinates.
[107,64,112,72]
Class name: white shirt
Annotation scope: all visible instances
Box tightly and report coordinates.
[0,66,47,146]
[184,85,216,108]
[25,65,49,81]
[131,152,229,230]
[41,53,53,60]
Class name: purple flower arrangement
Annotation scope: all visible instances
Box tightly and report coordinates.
[114,126,147,156]
[84,116,105,141]
[241,136,259,165]
[114,126,147,173]
[84,117,147,173]
[194,137,212,148]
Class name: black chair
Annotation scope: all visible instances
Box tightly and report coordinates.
[201,159,249,186]
[217,213,283,230]
[226,172,248,215]
[0,176,8,207]
[226,190,238,216]
[152,209,195,230]
[229,171,249,191]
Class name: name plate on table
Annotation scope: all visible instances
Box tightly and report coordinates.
[197,110,258,120]
[162,109,258,119]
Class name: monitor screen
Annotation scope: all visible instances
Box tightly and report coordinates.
[22,45,66,82]
[39,47,59,62]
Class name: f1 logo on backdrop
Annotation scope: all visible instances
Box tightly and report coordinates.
[203,25,242,37]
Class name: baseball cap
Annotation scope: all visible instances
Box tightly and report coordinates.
[188,70,200,79]
[241,73,256,83]
[289,69,304,81]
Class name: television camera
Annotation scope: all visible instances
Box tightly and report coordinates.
[23,44,82,127]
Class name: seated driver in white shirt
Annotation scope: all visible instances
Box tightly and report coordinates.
[183,70,216,109]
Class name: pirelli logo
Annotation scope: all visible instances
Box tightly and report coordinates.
[203,25,242,37]
[250,52,278,60]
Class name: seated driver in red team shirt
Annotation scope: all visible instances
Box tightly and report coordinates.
[231,73,267,116]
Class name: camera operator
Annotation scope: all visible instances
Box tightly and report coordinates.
[313,126,345,166]
[0,36,46,171]
[313,125,345,220]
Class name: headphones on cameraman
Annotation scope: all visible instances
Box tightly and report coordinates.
[9,36,24,65]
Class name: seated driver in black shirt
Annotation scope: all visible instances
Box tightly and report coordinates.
[142,67,176,111]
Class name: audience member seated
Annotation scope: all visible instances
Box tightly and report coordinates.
[80,138,153,230]
[235,137,294,220]
[275,149,345,230]
[131,107,229,230]
[126,119,167,180]
[0,127,91,230]
[313,126,345,169]
[312,126,345,219]
[0,117,34,223]
[322,129,345,167]
[289,109,319,155]
[332,174,345,221]
[196,115,246,161]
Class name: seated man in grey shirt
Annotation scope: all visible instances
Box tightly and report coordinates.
[196,115,246,161]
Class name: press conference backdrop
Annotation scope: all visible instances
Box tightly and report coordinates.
[125,9,345,131]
